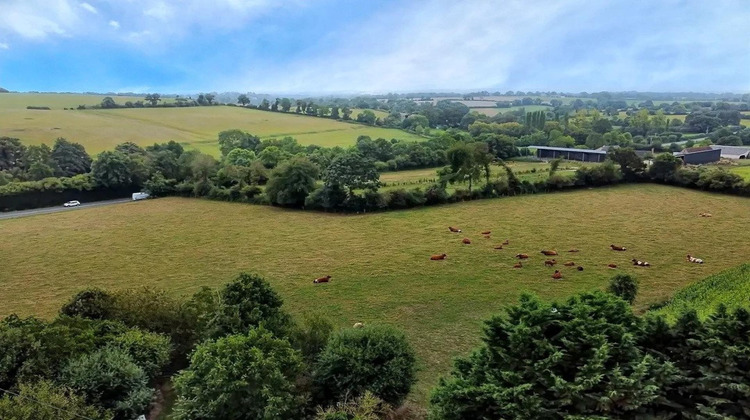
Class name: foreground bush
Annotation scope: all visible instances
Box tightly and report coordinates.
[172,328,306,420]
[0,381,112,420]
[60,346,152,420]
[430,292,675,419]
[314,325,417,406]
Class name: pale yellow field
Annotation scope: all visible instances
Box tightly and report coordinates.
[0,96,424,155]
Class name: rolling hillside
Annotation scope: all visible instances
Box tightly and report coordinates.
[0,93,424,155]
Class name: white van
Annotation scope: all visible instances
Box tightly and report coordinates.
[132,192,150,201]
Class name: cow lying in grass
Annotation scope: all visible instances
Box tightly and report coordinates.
[632,259,650,267]
[314,275,331,284]
[610,244,627,251]
[515,253,529,259]
[541,250,558,256]
[544,259,557,267]
[449,226,462,233]
[431,254,447,260]
[552,270,562,279]
[462,238,472,244]
[687,254,704,264]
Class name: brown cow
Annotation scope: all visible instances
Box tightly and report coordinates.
[541,250,558,256]
[568,248,580,253]
[502,239,510,245]
[607,264,618,269]
[448,226,462,233]
[494,245,504,250]
[552,270,563,280]
[610,244,627,251]
[483,235,491,239]
[544,259,557,267]
[513,262,523,269]
[314,275,331,284]
[431,254,447,260]
[515,253,529,259]
[481,230,491,235]
[462,238,472,244]
[577,266,584,271]
[564,261,576,266]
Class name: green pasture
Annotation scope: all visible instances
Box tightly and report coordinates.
[652,264,750,322]
[0,97,424,155]
[2,184,748,402]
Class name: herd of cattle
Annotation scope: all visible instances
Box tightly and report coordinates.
[312,218,708,284]
[428,226,706,280]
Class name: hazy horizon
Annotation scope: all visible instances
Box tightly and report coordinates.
[1,0,749,94]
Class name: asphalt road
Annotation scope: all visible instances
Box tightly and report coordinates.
[0,198,133,220]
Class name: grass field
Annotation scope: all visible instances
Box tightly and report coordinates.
[0,93,151,110]
[652,263,750,322]
[0,94,423,155]
[2,184,749,401]
[730,165,750,181]
[379,160,597,190]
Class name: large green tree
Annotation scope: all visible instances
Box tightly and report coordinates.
[314,325,417,406]
[91,151,136,188]
[59,346,152,420]
[265,156,320,207]
[173,328,306,420]
[0,136,25,171]
[430,292,676,419]
[204,273,294,339]
[217,130,260,156]
[323,152,380,194]
[51,138,91,177]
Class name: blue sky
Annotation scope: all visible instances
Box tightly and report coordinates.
[0,0,748,94]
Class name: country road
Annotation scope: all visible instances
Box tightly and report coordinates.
[0,198,133,221]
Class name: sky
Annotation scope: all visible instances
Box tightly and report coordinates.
[0,0,748,95]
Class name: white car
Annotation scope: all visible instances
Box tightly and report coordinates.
[63,200,81,207]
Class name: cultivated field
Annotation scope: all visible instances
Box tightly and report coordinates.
[0,92,151,110]
[653,263,750,322]
[0,94,423,155]
[2,184,749,401]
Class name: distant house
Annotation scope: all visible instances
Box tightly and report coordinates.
[710,145,750,160]
[673,146,721,164]
[532,146,607,162]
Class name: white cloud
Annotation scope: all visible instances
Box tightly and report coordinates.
[0,42,9,50]
[237,0,583,93]
[0,0,79,39]
[143,2,173,20]
[229,0,750,93]
[80,2,97,14]
[109,20,120,29]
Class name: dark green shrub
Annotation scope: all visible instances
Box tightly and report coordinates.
[608,273,639,304]
[110,329,171,380]
[172,328,306,420]
[60,346,152,420]
[0,381,112,420]
[60,288,115,319]
[205,273,294,339]
[314,325,417,406]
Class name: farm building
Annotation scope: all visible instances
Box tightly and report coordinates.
[710,145,750,159]
[532,146,607,162]
[673,146,721,164]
